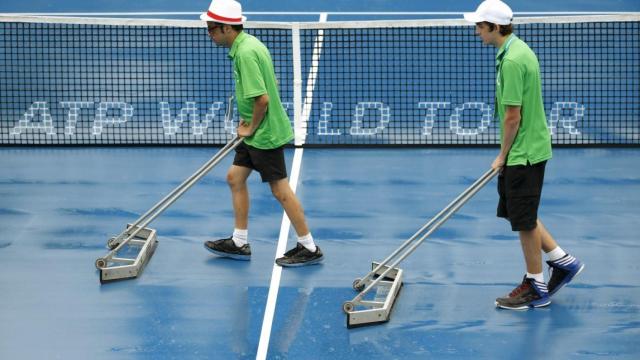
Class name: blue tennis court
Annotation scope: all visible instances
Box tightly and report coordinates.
[1,147,639,358]
[1,1,639,359]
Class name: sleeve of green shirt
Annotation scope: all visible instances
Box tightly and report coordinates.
[237,53,267,99]
[500,59,524,106]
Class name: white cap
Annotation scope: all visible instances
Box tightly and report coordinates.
[200,0,247,25]
[463,0,513,25]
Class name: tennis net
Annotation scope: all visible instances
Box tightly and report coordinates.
[1,15,638,146]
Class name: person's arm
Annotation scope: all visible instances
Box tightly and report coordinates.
[492,105,520,170]
[493,58,523,170]
[237,94,269,137]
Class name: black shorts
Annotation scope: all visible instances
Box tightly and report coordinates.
[233,142,288,183]
[497,161,547,231]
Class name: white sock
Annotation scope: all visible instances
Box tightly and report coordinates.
[297,233,316,252]
[232,228,248,247]
[527,272,545,284]
[546,246,567,262]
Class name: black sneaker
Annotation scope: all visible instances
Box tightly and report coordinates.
[204,237,251,261]
[275,243,323,267]
[495,276,551,310]
[546,254,585,296]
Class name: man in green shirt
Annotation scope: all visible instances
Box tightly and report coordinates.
[201,0,323,266]
[465,0,583,309]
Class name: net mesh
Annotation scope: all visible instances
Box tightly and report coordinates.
[1,16,638,146]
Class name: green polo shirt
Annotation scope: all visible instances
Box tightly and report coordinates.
[228,32,293,149]
[496,34,552,166]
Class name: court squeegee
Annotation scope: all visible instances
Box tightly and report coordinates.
[343,168,499,328]
[94,96,241,283]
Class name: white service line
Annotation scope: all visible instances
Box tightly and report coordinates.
[255,148,304,360]
[255,13,327,360]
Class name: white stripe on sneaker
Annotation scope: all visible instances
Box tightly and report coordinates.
[557,255,576,266]
[533,280,549,293]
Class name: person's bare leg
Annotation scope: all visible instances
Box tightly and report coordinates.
[269,178,309,236]
[519,226,543,274]
[227,165,252,229]
[537,219,559,253]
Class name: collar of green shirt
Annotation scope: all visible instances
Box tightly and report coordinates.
[228,31,248,59]
[496,33,517,63]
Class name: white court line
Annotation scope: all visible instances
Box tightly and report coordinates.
[255,13,327,360]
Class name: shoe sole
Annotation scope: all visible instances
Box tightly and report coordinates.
[204,243,251,261]
[495,298,552,310]
[276,256,323,267]
[549,263,585,296]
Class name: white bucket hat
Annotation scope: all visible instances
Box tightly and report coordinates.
[200,0,247,25]
[463,0,513,25]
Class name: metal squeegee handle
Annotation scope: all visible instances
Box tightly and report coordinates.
[114,95,239,245]
[357,168,498,289]
[355,168,499,300]
[116,136,243,246]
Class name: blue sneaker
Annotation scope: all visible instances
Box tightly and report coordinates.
[204,237,251,261]
[495,276,551,310]
[546,254,584,296]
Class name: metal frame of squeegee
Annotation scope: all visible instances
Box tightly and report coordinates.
[95,224,159,282]
[343,168,499,327]
[95,97,242,282]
